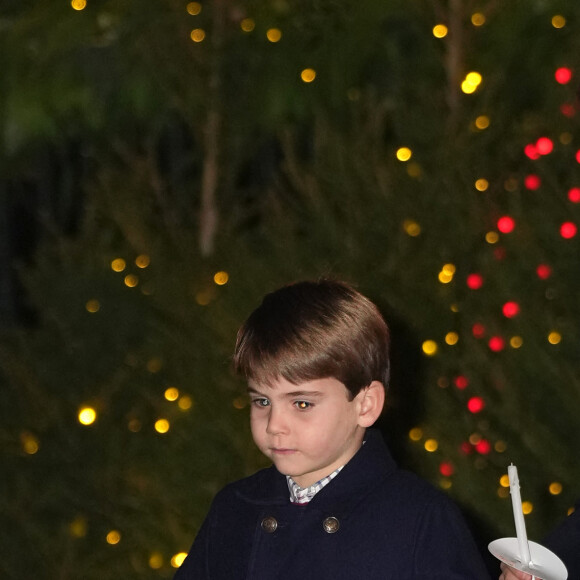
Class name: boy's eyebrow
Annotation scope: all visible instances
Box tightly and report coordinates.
[246,387,324,399]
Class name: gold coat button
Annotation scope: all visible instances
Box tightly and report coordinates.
[322,516,340,534]
[261,516,278,533]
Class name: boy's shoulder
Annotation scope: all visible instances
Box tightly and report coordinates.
[213,464,288,507]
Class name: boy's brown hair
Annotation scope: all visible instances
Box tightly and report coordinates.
[233,279,390,400]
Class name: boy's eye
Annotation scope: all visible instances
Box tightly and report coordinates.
[294,401,311,410]
[252,398,270,407]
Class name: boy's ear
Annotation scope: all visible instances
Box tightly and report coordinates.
[357,380,385,427]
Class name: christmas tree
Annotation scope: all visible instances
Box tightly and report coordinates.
[1,1,580,578]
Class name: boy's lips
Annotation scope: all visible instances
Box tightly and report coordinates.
[270,448,297,455]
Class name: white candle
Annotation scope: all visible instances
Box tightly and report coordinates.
[508,464,532,567]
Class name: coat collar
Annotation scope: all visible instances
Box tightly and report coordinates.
[232,428,398,513]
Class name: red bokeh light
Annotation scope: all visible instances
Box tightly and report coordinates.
[439,461,455,477]
[536,264,552,280]
[467,273,484,290]
[576,150,580,164]
[497,216,515,233]
[560,222,577,239]
[502,301,520,318]
[524,144,539,160]
[524,174,541,190]
[460,442,473,455]
[561,103,576,117]
[488,336,505,352]
[555,67,573,84]
[454,375,469,389]
[494,247,507,261]
[467,396,485,413]
[568,188,580,203]
[475,439,492,455]
[536,137,553,155]
[472,323,486,339]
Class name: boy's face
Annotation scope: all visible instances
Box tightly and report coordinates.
[248,376,367,488]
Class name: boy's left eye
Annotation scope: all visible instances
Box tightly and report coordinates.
[294,401,312,410]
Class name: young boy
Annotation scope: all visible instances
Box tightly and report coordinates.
[175,279,490,579]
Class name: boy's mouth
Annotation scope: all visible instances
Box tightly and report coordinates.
[270,448,296,455]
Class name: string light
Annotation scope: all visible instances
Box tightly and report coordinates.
[432,24,448,38]
[240,18,255,32]
[475,178,489,191]
[266,28,282,42]
[300,68,316,83]
[471,13,486,26]
[71,0,87,10]
[172,553,188,568]
[191,29,205,42]
[396,147,412,161]
[422,340,438,356]
[551,15,566,28]
[186,2,201,15]
[78,407,97,425]
[403,219,421,236]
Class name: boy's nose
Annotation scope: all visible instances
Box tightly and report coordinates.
[265,407,289,435]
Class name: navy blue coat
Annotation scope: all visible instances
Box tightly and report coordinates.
[175,429,490,579]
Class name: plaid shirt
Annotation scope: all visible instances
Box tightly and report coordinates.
[286,466,344,504]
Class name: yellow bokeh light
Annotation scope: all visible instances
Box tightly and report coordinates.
[495,440,507,453]
[69,516,88,538]
[149,552,163,569]
[86,299,100,313]
[466,72,482,85]
[128,419,142,432]
[266,28,282,42]
[438,271,453,284]
[191,28,205,42]
[396,147,412,162]
[549,482,563,495]
[442,263,456,275]
[233,396,247,410]
[548,331,561,345]
[106,530,121,545]
[471,13,486,26]
[500,474,510,488]
[450,303,459,313]
[422,340,438,356]
[475,178,489,191]
[301,68,316,83]
[475,115,490,129]
[155,419,170,434]
[510,336,523,349]
[403,219,421,237]
[195,290,213,305]
[136,254,150,268]
[71,0,87,10]
[213,271,229,285]
[78,407,97,425]
[165,387,180,402]
[186,2,202,15]
[485,231,499,244]
[21,432,39,455]
[172,552,188,568]
[552,15,566,29]
[462,71,482,94]
[424,438,438,452]
[432,24,448,38]
[522,501,533,515]
[147,357,163,373]
[469,433,481,445]
[445,332,459,345]
[409,427,423,441]
[111,258,126,272]
[406,162,422,178]
[567,506,576,516]
[241,18,255,32]
[124,274,138,287]
[497,487,509,499]
[178,395,193,410]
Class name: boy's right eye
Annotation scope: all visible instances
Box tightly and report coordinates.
[252,398,270,408]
